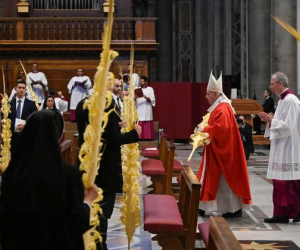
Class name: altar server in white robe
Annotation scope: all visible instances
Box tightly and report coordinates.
[67,68,92,121]
[26,63,48,104]
[135,76,155,139]
[260,72,300,224]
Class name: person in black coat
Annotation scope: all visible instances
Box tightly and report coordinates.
[76,85,141,250]
[237,119,251,160]
[238,116,255,154]
[8,81,38,153]
[0,110,98,250]
[253,88,275,135]
[262,88,275,114]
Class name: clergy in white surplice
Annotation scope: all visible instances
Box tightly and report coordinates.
[135,76,155,139]
[26,63,48,104]
[260,72,300,224]
[67,68,92,121]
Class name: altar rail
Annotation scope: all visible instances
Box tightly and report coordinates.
[0,17,156,42]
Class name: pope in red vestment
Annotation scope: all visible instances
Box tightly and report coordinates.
[197,71,252,217]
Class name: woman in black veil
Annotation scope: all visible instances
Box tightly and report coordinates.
[0,110,97,250]
[42,95,60,112]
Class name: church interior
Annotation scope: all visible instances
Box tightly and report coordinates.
[1,0,300,249]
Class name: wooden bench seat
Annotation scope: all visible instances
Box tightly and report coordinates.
[197,217,243,250]
[143,165,201,250]
[142,139,176,194]
[140,121,160,158]
[142,159,165,175]
[253,135,270,145]
[141,147,160,158]
[173,159,183,172]
[144,195,184,233]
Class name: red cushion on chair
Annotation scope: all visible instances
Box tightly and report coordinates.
[144,195,184,233]
[141,148,159,158]
[198,222,210,246]
[142,159,165,175]
[173,160,183,172]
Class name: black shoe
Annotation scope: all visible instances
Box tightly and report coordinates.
[264,216,289,223]
[222,209,242,218]
[293,214,300,223]
[198,209,205,217]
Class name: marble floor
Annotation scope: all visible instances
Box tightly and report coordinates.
[105,144,300,249]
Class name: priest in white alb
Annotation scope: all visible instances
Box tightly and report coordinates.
[260,72,300,223]
[67,68,92,121]
[135,76,155,139]
[26,63,48,104]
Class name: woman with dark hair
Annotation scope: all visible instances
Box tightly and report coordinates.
[42,96,67,143]
[42,95,59,111]
[0,110,97,250]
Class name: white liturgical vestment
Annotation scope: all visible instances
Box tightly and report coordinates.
[136,86,155,121]
[67,76,92,110]
[265,91,300,180]
[26,72,48,103]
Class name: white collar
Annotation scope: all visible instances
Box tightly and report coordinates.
[16,96,25,102]
[208,95,228,113]
[112,93,119,100]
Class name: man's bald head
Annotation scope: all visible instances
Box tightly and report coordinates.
[113,79,122,95]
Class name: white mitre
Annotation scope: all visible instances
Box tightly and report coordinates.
[207,70,236,113]
[207,71,222,93]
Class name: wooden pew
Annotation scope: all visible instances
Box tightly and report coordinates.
[197,217,243,250]
[253,135,270,145]
[71,134,79,166]
[141,129,166,159]
[142,138,176,194]
[60,139,72,163]
[143,165,201,250]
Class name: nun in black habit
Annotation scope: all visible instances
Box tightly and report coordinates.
[0,110,97,250]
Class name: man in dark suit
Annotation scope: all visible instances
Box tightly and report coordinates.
[254,88,275,135]
[262,88,275,114]
[8,81,38,153]
[76,82,141,250]
[239,116,255,155]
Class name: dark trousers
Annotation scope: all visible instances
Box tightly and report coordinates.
[96,192,116,250]
[253,116,261,135]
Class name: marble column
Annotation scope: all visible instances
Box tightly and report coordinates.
[272,0,297,94]
[224,0,233,76]
[195,0,215,82]
[195,0,233,82]
[213,0,225,76]
[156,0,173,82]
[248,0,272,102]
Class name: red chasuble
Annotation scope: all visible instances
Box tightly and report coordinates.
[197,102,252,205]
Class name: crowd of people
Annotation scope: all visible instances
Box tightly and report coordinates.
[7,63,156,136]
[0,63,155,250]
[0,66,300,250]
